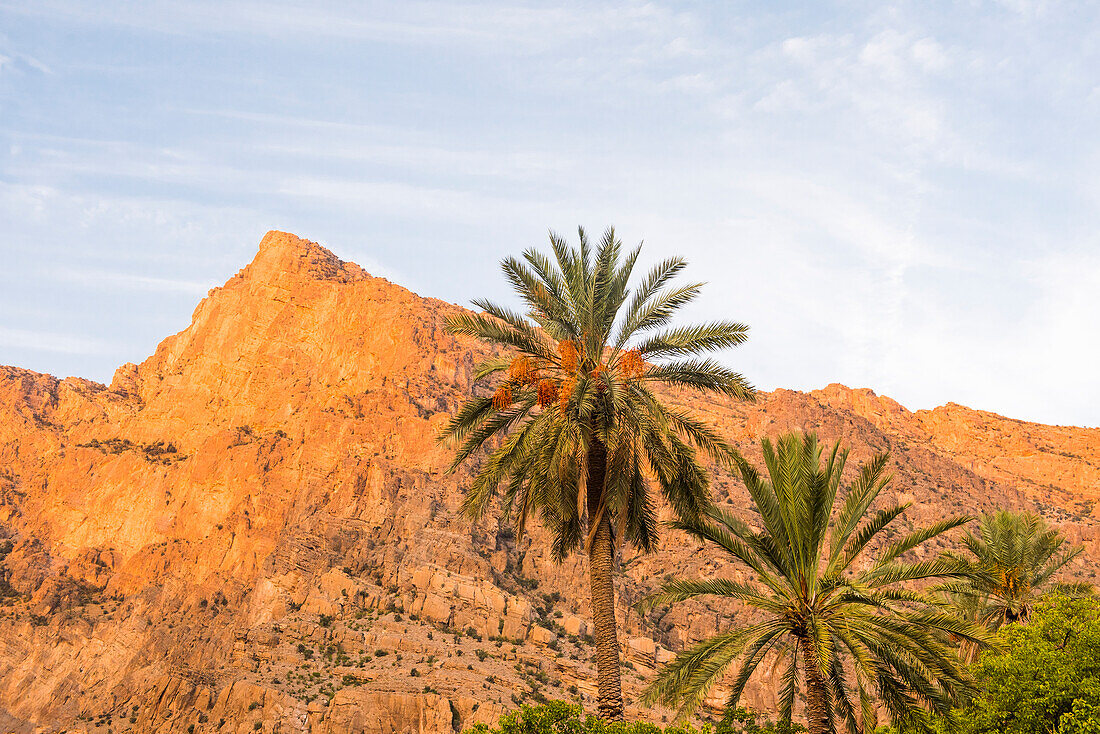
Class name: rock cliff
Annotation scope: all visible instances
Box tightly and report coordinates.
[0,232,1096,733]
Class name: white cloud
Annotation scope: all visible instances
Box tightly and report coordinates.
[0,325,108,354]
[911,37,950,73]
[2,0,1099,426]
[0,37,52,75]
[6,116,574,197]
[0,0,691,54]
[993,0,1056,17]
[767,28,952,149]
[656,72,716,94]
[275,175,550,224]
[52,268,213,295]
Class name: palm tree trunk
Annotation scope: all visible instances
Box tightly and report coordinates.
[800,639,833,734]
[587,439,624,721]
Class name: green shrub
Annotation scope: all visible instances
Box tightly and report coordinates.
[463,701,799,734]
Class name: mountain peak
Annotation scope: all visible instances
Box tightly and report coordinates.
[244,230,369,286]
[115,231,471,436]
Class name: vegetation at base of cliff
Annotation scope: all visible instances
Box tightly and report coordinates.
[479,601,1100,734]
[76,437,187,464]
[466,701,803,734]
[885,594,1100,734]
[965,594,1100,733]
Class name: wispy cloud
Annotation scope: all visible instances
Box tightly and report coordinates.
[174,108,397,135]
[0,1,691,52]
[0,42,52,75]
[0,325,108,354]
[756,29,953,150]
[53,268,213,295]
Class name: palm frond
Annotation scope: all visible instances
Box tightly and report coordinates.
[645,358,755,400]
[633,321,751,359]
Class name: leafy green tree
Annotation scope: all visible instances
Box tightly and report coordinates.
[937,511,1088,635]
[442,227,754,720]
[643,432,989,734]
[947,594,1100,734]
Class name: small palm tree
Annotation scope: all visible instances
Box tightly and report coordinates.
[643,432,989,734]
[441,227,754,720]
[937,510,1089,634]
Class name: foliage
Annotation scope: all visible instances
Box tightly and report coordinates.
[0,538,16,599]
[76,437,187,464]
[715,707,806,734]
[945,594,1100,734]
[643,432,991,733]
[465,701,798,734]
[935,511,1088,635]
[441,226,754,559]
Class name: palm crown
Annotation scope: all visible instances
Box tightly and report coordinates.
[441,226,754,720]
[441,226,753,557]
[644,432,989,733]
[937,510,1088,632]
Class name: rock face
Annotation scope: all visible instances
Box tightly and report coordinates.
[0,231,1096,733]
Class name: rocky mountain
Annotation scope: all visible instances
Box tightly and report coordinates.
[0,232,1096,734]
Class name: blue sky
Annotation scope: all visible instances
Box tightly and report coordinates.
[1,1,1098,426]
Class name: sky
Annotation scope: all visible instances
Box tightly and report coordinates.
[1,1,1098,427]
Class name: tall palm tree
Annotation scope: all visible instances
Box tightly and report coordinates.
[441,227,754,720]
[643,432,989,734]
[937,510,1089,635]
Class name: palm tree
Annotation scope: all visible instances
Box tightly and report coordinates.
[937,510,1089,635]
[441,227,754,720]
[643,432,989,734]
